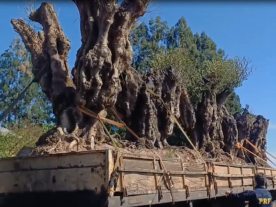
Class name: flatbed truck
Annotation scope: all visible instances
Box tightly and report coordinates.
[0,149,276,206]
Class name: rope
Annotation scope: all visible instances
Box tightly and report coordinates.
[78,105,125,129]
[265,151,276,161]
[109,107,141,140]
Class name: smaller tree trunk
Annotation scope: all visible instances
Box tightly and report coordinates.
[196,85,239,159]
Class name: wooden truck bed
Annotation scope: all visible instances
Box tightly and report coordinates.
[0,149,276,207]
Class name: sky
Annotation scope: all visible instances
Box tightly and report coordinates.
[0,1,276,160]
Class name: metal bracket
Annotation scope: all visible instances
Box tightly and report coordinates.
[206,185,211,198]
[107,171,119,197]
[164,171,174,189]
[123,187,127,197]
[185,185,190,198]
[214,181,218,195]
[120,187,127,205]
[157,186,163,201]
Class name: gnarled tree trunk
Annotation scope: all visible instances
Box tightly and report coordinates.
[11,1,197,153]
[234,109,269,164]
[12,0,151,153]
[11,0,269,166]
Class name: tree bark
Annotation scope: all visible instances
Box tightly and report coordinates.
[11,0,269,165]
[195,84,239,158]
[234,110,269,164]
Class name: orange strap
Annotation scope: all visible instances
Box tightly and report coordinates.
[236,141,276,167]
[246,139,276,167]
[245,139,259,152]
[236,142,267,163]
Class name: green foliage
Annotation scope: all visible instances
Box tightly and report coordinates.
[0,121,45,158]
[0,37,54,158]
[130,16,252,110]
[42,123,55,133]
[0,37,53,127]
[225,92,243,115]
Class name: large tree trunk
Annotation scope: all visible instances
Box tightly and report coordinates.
[11,0,151,153]
[11,0,269,166]
[11,1,196,154]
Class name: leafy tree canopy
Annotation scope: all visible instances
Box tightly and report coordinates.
[0,37,53,128]
[130,16,252,112]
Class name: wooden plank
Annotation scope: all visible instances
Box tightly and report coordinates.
[0,166,106,193]
[121,153,180,162]
[179,157,185,189]
[256,167,273,176]
[123,172,156,195]
[213,173,254,178]
[213,163,255,189]
[162,160,182,171]
[105,150,114,187]
[2,149,276,201]
[118,167,207,175]
[0,150,109,194]
[119,155,124,194]
[152,156,158,189]
[185,163,206,172]
[0,150,107,172]
[185,174,207,190]
[118,153,208,196]
[123,158,154,170]
[212,162,255,168]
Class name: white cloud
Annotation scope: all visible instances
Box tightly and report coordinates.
[269,124,276,129]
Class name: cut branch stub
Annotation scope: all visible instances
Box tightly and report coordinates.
[28,2,78,127]
[10,19,52,100]
[29,2,74,92]
[12,2,79,132]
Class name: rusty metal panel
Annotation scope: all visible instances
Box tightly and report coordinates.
[0,150,113,194]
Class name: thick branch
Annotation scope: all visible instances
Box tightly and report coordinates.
[216,88,232,105]
[11,19,51,99]
[12,3,80,134]
[70,0,150,111]
[29,3,75,92]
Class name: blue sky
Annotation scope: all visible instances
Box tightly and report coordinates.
[0,2,275,157]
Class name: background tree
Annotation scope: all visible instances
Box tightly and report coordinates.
[0,37,54,158]
[129,16,268,162]
[0,37,53,127]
